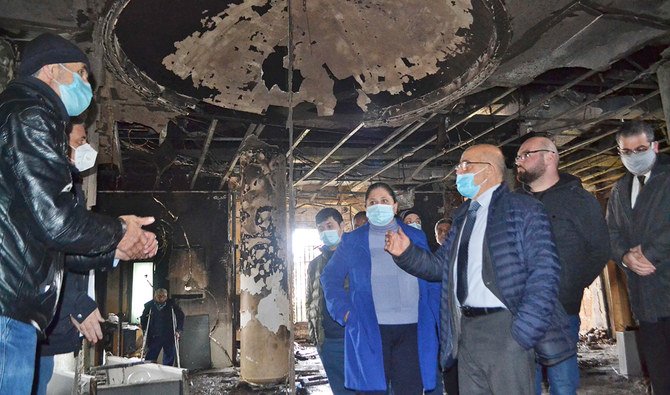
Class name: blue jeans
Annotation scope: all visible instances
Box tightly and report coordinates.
[536,314,580,395]
[319,337,354,394]
[0,315,38,394]
[34,355,55,395]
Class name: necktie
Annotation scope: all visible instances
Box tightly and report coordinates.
[637,175,645,188]
[457,201,480,305]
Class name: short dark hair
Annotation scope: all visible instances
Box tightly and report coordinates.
[353,211,367,220]
[616,121,655,144]
[365,182,397,203]
[315,207,343,225]
[434,217,452,233]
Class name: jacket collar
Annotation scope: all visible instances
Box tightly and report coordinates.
[10,76,70,123]
[453,183,509,223]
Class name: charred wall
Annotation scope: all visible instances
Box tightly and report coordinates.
[95,191,236,368]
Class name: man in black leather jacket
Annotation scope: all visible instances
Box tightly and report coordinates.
[0,33,158,393]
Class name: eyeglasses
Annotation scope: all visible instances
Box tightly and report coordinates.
[618,143,654,156]
[453,161,491,172]
[515,149,555,162]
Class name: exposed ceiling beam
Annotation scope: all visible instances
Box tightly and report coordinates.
[294,122,365,186]
[320,123,411,189]
[189,119,218,190]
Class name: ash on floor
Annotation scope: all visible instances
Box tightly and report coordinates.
[189,329,650,394]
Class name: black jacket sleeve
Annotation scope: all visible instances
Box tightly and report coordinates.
[65,250,117,272]
[576,194,611,289]
[8,106,124,255]
[393,242,445,282]
[172,301,185,332]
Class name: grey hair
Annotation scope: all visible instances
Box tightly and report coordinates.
[154,288,168,296]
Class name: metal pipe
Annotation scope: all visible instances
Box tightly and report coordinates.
[411,70,600,180]
[382,114,437,154]
[286,128,311,158]
[190,119,218,190]
[325,88,518,187]
[321,123,411,188]
[558,145,617,170]
[294,122,365,186]
[580,165,623,182]
[533,60,662,131]
[351,151,415,192]
[559,130,619,156]
[584,172,626,187]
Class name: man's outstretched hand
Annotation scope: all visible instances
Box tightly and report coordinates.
[385,227,411,257]
[115,215,158,261]
[70,308,105,343]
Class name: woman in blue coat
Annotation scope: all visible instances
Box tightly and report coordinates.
[321,182,440,394]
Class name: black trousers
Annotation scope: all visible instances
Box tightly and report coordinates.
[638,318,670,395]
[443,362,459,394]
[359,323,423,395]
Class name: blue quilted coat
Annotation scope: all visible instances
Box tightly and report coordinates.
[394,184,576,367]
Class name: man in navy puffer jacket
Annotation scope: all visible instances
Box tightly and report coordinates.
[385,144,575,395]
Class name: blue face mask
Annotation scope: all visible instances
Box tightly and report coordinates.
[319,229,340,247]
[407,222,422,230]
[366,204,395,226]
[55,64,93,116]
[456,167,487,199]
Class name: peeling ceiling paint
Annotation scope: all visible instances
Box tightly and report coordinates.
[163,0,474,116]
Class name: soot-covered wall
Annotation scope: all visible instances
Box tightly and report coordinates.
[95,191,236,368]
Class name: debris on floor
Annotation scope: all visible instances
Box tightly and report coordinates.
[188,328,652,394]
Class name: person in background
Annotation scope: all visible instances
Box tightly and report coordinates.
[33,122,117,395]
[321,182,440,394]
[433,216,459,394]
[606,121,670,395]
[516,136,610,395]
[400,209,452,395]
[306,208,353,394]
[352,211,368,229]
[400,209,423,230]
[434,218,452,246]
[0,33,157,393]
[140,289,185,366]
[386,144,574,394]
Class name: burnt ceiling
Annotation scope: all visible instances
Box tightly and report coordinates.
[1,0,670,209]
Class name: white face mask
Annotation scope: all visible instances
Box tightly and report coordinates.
[620,145,656,176]
[72,143,98,172]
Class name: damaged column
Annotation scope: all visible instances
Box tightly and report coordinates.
[238,136,290,384]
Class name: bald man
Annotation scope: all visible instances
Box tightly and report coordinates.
[516,137,610,394]
[386,144,574,394]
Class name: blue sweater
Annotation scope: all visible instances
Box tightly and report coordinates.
[321,219,441,391]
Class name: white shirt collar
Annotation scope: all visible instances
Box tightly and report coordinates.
[473,183,501,211]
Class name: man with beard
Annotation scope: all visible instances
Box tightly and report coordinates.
[515,136,610,395]
[606,122,670,395]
